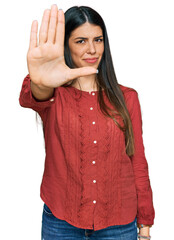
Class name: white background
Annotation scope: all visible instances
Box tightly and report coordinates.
[0,0,173,239]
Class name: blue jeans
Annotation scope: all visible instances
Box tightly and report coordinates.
[41,204,138,240]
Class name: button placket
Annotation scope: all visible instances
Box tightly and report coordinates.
[89,91,97,206]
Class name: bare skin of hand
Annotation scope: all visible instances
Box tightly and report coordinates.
[27,4,97,90]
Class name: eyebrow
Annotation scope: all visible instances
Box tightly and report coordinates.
[74,35,103,40]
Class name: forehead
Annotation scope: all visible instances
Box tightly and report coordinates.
[70,22,103,38]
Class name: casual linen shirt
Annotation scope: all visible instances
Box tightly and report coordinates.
[19,74,155,231]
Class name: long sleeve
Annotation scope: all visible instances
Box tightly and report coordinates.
[19,74,56,114]
[125,89,155,226]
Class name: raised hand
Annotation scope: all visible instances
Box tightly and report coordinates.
[27,4,97,89]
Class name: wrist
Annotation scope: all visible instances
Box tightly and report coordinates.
[137,223,152,239]
[137,224,152,228]
[138,224,150,239]
[30,80,54,101]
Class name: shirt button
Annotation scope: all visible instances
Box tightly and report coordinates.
[93,200,96,204]
[93,180,96,183]
[92,121,95,125]
[93,140,97,144]
[92,93,95,96]
[90,107,93,110]
[50,98,54,102]
[92,161,96,164]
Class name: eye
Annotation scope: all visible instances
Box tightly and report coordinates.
[76,40,85,44]
[95,38,103,42]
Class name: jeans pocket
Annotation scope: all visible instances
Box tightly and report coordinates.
[43,204,53,216]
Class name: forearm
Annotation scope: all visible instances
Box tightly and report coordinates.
[31,80,54,101]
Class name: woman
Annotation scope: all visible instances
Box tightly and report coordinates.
[19,4,155,240]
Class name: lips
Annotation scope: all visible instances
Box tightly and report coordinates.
[84,58,98,63]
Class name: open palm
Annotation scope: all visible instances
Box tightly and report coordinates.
[27,5,97,88]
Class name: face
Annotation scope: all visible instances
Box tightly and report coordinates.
[68,22,104,69]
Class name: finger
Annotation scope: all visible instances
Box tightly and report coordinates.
[67,67,98,81]
[39,9,50,45]
[29,20,38,51]
[47,4,58,43]
[55,9,65,55]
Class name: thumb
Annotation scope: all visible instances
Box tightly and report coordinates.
[67,67,98,81]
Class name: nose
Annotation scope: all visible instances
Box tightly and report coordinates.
[87,41,96,54]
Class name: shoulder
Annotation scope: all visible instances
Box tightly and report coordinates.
[118,83,137,95]
[118,84,141,115]
[118,83,139,100]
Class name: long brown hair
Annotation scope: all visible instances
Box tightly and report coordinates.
[64,6,134,156]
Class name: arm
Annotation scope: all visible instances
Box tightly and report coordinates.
[19,74,56,113]
[21,5,98,112]
[30,80,54,101]
[124,90,155,237]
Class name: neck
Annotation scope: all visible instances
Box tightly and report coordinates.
[71,75,98,91]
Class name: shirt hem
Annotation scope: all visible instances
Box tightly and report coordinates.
[40,192,138,231]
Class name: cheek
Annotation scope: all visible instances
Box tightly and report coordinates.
[71,48,85,61]
[100,44,104,55]
[95,43,104,57]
